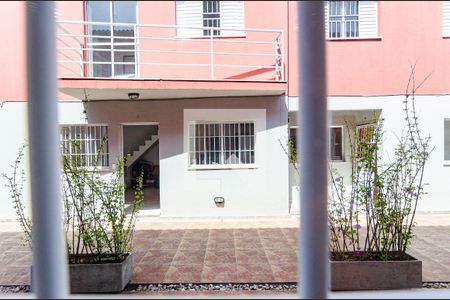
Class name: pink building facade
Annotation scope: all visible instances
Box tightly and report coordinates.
[1,1,450,219]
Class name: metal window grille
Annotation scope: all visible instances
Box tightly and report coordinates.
[189,121,255,166]
[356,123,376,158]
[330,126,343,161]
[203,0,221,36]
[60,124,109,167]
[329,1,359,38]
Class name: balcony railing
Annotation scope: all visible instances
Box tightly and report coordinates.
[56,20,284,82]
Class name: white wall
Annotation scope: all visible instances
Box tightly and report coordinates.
[0,101,86,220]
[289,95,450,213]
[86,96,289,217]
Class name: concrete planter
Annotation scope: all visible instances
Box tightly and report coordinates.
[31,253,133,294]
[331,254,422,291]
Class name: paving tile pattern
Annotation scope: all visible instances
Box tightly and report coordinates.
[0,221,449,285]
[131,228,298,283]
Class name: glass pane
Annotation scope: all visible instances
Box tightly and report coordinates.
[112,1,136,23]
[86,1,111,43]
[114,45,135,77]
[330,127,343,161]
[86,1,110,23]
[92,46,112,77]
[444,120,450,160]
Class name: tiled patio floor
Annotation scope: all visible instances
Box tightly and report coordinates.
[0,214,449,286]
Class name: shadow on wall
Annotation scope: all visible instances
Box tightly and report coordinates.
[85,95,288,162]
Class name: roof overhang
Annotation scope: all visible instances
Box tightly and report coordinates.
[58,78,287,101]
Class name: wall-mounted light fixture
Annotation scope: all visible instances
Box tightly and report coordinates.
[128,92,140,100]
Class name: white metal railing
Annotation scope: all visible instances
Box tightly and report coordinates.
[56,20,285,82]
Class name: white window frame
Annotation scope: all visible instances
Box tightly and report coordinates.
[444,119,450,165]
[176,1,245,38]
[328,1,359,39]
[330,126,344,162]
[325,1,380,40]
[202,0,221,37]
[85,1,139,78]
[288,126,344,162]
[443,1,450,38]
[60,124,110,169]
[188,120,256,169]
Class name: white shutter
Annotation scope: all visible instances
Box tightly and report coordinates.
[176,1,203,38]
[324,1,329,38]
[359,1,378,38]
[220,1,245,37]
[443,1,450,37]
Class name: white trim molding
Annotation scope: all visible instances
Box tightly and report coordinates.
[183,108,266,170]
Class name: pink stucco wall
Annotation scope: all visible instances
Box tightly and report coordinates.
[3,1,450,101]
[288,1,450,96]
[0,1,26,101]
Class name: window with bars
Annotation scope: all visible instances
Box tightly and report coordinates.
[202,1,221,36]
[356,124,376,158]
[289,126,344,161]
[330,126,344,161]
[329,1,359,38]
[60,125,109,167]
[188,121,255,167]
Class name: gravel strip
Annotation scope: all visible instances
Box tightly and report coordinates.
[125,283,298,293]
[0,285,30,294]
[2,282,449,294]
[422,282,450,289]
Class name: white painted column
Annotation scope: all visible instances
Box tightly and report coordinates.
[297,1,330,298]
[26,1,69,298]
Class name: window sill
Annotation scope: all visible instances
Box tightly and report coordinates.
[443,161,450,166]
[63,166,113,172]
[327,36,382,41]
[188,164,258,170]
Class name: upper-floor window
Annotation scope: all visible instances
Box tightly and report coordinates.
[85,1,137,78]
[176,1,245,38]
[329,1,359,38]
[443,1,450,37]
[203,1,221,36]
[325,1,378,39]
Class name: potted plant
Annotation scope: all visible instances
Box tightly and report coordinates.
[328,72,432,290]
[3,139,144,293]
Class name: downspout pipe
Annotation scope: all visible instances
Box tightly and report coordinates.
[297,1,330,299]
[26,1,69,298]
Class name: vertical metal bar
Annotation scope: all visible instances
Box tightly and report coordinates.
[275,36,280,81]
[26,2,69,298]
[280,30,285,81]
[297,1,329,299]
[210,35,214,79]
[110,1,114,77]
[134,24,139,78]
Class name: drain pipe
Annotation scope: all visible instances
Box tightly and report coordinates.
[297,1,330,299]
[26,1,69,298]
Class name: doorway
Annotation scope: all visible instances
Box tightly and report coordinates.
[122,123,160,216]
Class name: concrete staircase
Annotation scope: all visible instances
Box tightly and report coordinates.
[126,135,159,167]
